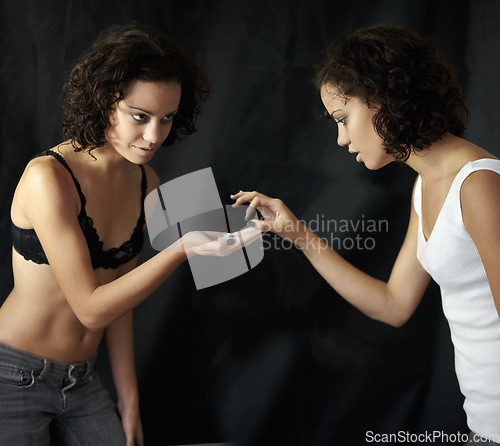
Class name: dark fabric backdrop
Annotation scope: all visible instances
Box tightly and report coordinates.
[1,1,499,445]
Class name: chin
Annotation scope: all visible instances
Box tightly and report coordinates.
[370,155,396,170]
[364,161,391,171]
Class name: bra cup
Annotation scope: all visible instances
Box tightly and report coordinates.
[11,150,147,269]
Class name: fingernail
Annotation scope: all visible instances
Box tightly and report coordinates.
[218,234,235,240]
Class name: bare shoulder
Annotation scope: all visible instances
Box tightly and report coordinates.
[461,167,500,234]
[22,154,75,195]
[142,164,160,194]
[13,152,80,224]
[461,167,500,203]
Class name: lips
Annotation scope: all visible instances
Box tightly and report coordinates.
[133,145,156,154]
[348,149,362,162]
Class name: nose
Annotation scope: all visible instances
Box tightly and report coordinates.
[143,121,171,146]
[337,125,350,147]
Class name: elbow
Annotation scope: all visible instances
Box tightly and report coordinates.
[375,290,415,328]
[86,323,105,333]
[385,311,412,328]
[372,309,411,328]
[77,312,108,332]
[387,317,408,328]
[72,289,111,332]
[80,318,105,333]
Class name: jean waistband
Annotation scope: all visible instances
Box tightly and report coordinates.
[0,341,97,379]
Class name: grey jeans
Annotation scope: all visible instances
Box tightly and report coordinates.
[465,432,500,446]
[0,342,126,445]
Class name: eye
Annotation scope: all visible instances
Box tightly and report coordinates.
[162,111,178,122]
[336,116,347,125]
[131,113,147,122]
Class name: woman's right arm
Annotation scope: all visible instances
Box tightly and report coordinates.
[231,189,431,327]
[18,160,186,331]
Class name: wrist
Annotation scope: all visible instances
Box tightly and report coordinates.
[117,393,140,412]
[163,238,188,262]
[292,225,319,252]
[279,219,308,243]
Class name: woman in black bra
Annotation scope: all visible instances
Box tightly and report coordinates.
[0,23,213,445]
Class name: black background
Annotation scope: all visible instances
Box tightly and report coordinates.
[1,1,499,445]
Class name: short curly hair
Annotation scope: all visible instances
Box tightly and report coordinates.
[313,23,470,161]
[62,23,210,153]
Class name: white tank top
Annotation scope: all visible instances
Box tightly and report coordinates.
[414,158,500,437]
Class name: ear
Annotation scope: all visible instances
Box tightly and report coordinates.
[107,100,120,126]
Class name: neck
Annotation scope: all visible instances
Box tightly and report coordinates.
[83,144,132,172]
[404,133,474,181]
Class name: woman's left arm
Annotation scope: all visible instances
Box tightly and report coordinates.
[461,169,500,317]
[105,259,144,446]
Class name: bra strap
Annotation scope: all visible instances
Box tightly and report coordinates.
[35,150,147,216]
[139,164,147,203]
[35,150,87,209]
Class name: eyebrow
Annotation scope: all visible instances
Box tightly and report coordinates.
[330,108,343,117]
[128,105,179,116]
[321,108,344,120]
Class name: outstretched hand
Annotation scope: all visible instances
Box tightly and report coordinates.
[164,226,262,258]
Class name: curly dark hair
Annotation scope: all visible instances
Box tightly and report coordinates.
[62,22,210,153]
[313,23,470,161]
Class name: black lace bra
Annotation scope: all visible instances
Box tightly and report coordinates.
[11,150,147,270]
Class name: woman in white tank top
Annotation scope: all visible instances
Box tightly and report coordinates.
[232,23,500,445]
